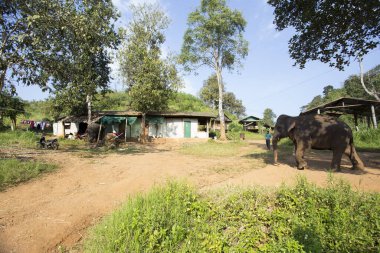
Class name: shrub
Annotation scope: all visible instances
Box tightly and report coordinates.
[84,179,380,252]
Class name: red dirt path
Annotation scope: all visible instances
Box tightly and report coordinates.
[0,140,379,253]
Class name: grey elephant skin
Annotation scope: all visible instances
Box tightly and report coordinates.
[272,114,365,170]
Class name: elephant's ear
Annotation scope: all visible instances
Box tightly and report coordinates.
[287,120,296,133]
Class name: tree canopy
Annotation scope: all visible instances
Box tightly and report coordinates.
[268,0,380,71]
[180,0,248,140]
[263,108,276,127]
[199,74,246,118]
[1,0,119,108]
[0,91,25,130]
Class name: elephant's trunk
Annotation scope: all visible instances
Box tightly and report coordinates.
[272,135,279,164]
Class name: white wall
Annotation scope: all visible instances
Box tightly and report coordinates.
[53,122,64,136]
[165,118,183,138]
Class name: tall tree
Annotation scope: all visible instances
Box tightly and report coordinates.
[117,3,181,142]
[0,91,25,131]
[1,0,119,114]
[268,0,380,100]
[263,108,276,127]
[180,0,248,140]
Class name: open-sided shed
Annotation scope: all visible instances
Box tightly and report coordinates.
[300,97,379,129]
[239,116,262,132]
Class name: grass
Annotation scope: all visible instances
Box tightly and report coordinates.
[0,130,39,148]
[84,178,380,253]
[179,140,248,157]
[0,158,57,190]
[353,128,380,152]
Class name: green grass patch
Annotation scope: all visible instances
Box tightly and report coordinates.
[0,130,38,148]
[354,128,380,152]
[0,158,57,190]
[179,140,248,157]
[84,179,380,252]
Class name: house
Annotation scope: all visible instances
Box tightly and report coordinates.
[53,115,90,138]
[238,116,262,132]
[211,114,233,131]
[54,111,222,139]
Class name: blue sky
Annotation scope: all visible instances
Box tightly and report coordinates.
[17,0,380,118]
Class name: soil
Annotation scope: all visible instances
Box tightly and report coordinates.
[0,139,379,253]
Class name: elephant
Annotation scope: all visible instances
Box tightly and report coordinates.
[272,114,365,171]
[86,123,105,143]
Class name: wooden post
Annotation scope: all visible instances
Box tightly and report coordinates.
[317,109,320,114]
[206,120,209,136]
[97,121,102,144]
[371,105,378,129]
[125,118,127,142]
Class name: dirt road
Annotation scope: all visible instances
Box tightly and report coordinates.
[0,140,379,253]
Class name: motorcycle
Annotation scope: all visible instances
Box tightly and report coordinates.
[36,136,59,150]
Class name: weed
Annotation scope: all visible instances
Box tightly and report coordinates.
[0,158,57,190]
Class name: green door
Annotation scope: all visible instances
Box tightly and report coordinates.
[184,121,191,138]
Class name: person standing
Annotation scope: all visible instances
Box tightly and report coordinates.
[265,130,272,150]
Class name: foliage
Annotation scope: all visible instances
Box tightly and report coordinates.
[262,108,276,127]
[0,130,37,148]
[180,0,249,140]
[199,74,246,117]
[84,179,380,252]
[0,158,57,190]
[0,0,119,95]
[353,128,380,151]
[0,91,25,129]
[344,64,380,100]
[168,92,212,112]
[117,3,181,114]
[301,85,346,111]
[268,0,380,71]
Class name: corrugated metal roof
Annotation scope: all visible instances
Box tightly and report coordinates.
[300,97,380,117]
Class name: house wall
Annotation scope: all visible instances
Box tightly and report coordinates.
[53,122,65,136]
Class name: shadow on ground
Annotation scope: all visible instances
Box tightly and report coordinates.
[243,144,379,175]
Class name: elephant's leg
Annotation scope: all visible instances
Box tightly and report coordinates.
[344,145,365,170]
[295,141,308,170]
[331,148,344,171]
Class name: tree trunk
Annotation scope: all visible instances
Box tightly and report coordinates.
[86,94,92,123]
[216,68,226,141]
[10,117,16,131]
[140,113,146,143]
[359,58,380,101]
[0,65,7,93]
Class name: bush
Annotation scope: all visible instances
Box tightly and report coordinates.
[84,179,380,252]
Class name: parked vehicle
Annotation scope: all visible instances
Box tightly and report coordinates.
[36,136,59,150]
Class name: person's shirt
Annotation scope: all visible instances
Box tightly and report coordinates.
[265,133,272,140]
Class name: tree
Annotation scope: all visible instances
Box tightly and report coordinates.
[49,0,119,122]
[199,74,224,109]
[117,3,181,142]
[268,0,380,100]
[344,64,380,100]
[0,91,25,131]
[263,108,276,127]
[180,0,248,140]
[1,0,119,113]
[223,92,246,118]
[199,74,246,117]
